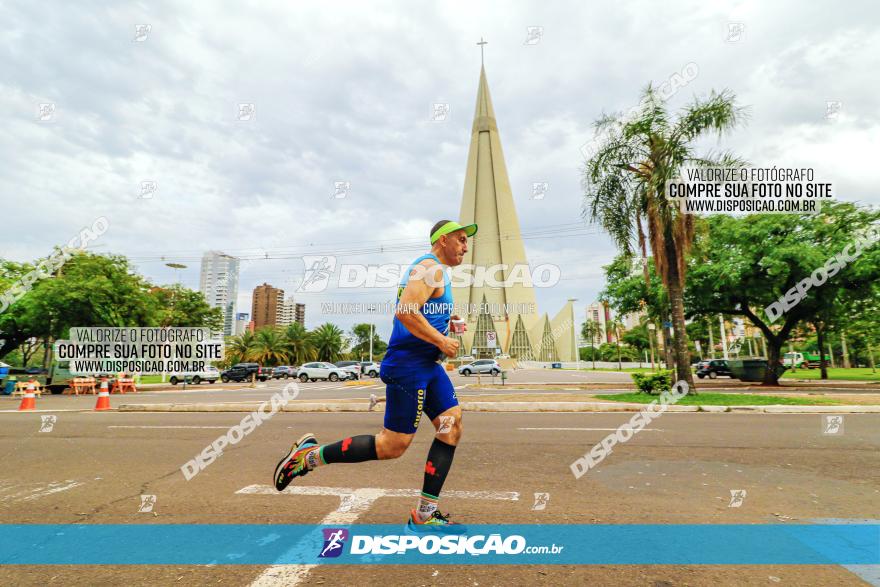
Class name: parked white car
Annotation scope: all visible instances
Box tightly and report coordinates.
[334,361,362,380]
[360,361,381,378]
[298,362,350,382]
[169,366,220,385]
[458,359,502,376]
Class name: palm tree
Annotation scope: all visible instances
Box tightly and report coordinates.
[582,86,746,390]
[249,327,290,367]
[226,330,256,364]
[309,323,346,362]
[608,318,625,370]
[283,322,315,366]
[581,319,601,369]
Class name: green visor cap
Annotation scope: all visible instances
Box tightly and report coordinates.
[430,221,478,244]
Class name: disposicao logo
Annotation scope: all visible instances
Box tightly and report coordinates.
[319,528,349,558]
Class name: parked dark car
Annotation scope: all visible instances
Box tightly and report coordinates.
[272,366,298,379]
[696,359,734,379]
[220,363,270,383]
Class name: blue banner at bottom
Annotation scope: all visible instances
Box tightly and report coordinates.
[0,524,877,565]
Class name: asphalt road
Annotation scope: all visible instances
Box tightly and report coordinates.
[1,407,877,586]
[0,372,643,411]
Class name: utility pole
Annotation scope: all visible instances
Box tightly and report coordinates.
[368,307,375,363]
[569,298,579,370]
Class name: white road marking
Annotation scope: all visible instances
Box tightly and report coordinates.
[0,480,84,503]
[21,480,84,501]
[517,427,663,431]
[0,409,94,413]
[108,425,231,429]
[237,484,519,501]
[241,484,518,586]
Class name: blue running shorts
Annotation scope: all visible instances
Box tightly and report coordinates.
[379,362,458,434]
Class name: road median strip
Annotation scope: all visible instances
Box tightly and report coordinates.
[115,401,880,414]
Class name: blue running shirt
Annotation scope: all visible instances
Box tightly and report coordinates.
[382,253,454,367]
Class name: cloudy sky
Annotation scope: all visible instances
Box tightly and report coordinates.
[3,1,878,338]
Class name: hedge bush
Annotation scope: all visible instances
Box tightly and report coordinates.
[631,370,673,395]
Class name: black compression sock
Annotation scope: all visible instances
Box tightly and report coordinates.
[422,438,457,498]
[320,435,378,464]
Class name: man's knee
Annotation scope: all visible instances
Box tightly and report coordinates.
[376,431,413,459]
[436,410,463,444]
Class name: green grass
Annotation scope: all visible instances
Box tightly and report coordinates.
[780,367,880,381]
[565,367,657,373]
[595,392,840,406]
[134,374,199,384]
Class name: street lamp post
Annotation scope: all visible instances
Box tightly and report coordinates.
[163,263,188,384]
[367,306,375,363]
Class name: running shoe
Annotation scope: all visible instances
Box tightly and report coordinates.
[273,433,318,491]
[406,509,467,534]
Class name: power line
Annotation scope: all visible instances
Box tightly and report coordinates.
[127,223,600,264]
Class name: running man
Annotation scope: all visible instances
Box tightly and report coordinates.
[273,219,478,533]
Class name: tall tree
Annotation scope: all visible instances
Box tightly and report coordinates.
[601,255,671,368]
[580,319,601,369]
[622,323,650,365]
[1,253,157,359]
[685,202,880,385]
[348,323,386,360]
[608,317,625,370]
[583,86,746,390]
[226,331,256,364]
[149,284,223,331]
[283,322,315,366]
[309,323,346,362]
[249,327,291,367]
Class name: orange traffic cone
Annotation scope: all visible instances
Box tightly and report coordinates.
[95,379,111,411]
[18,381,37,411]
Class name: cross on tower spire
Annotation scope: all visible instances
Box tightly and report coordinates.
[476,37,488,66]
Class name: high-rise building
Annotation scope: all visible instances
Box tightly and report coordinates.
[622,310,645,331]
[234,312,251,335]
[278,297,306,327]
[251,283,285,329]
[585,302,612,345]
[199,251,240,337]
[451,65,577,361]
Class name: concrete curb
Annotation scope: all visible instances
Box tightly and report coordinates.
[116,402,880,414]
[761,405,880,413]
[698,405,730,413]
[459,401,701,412]
[118,402,372,413]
